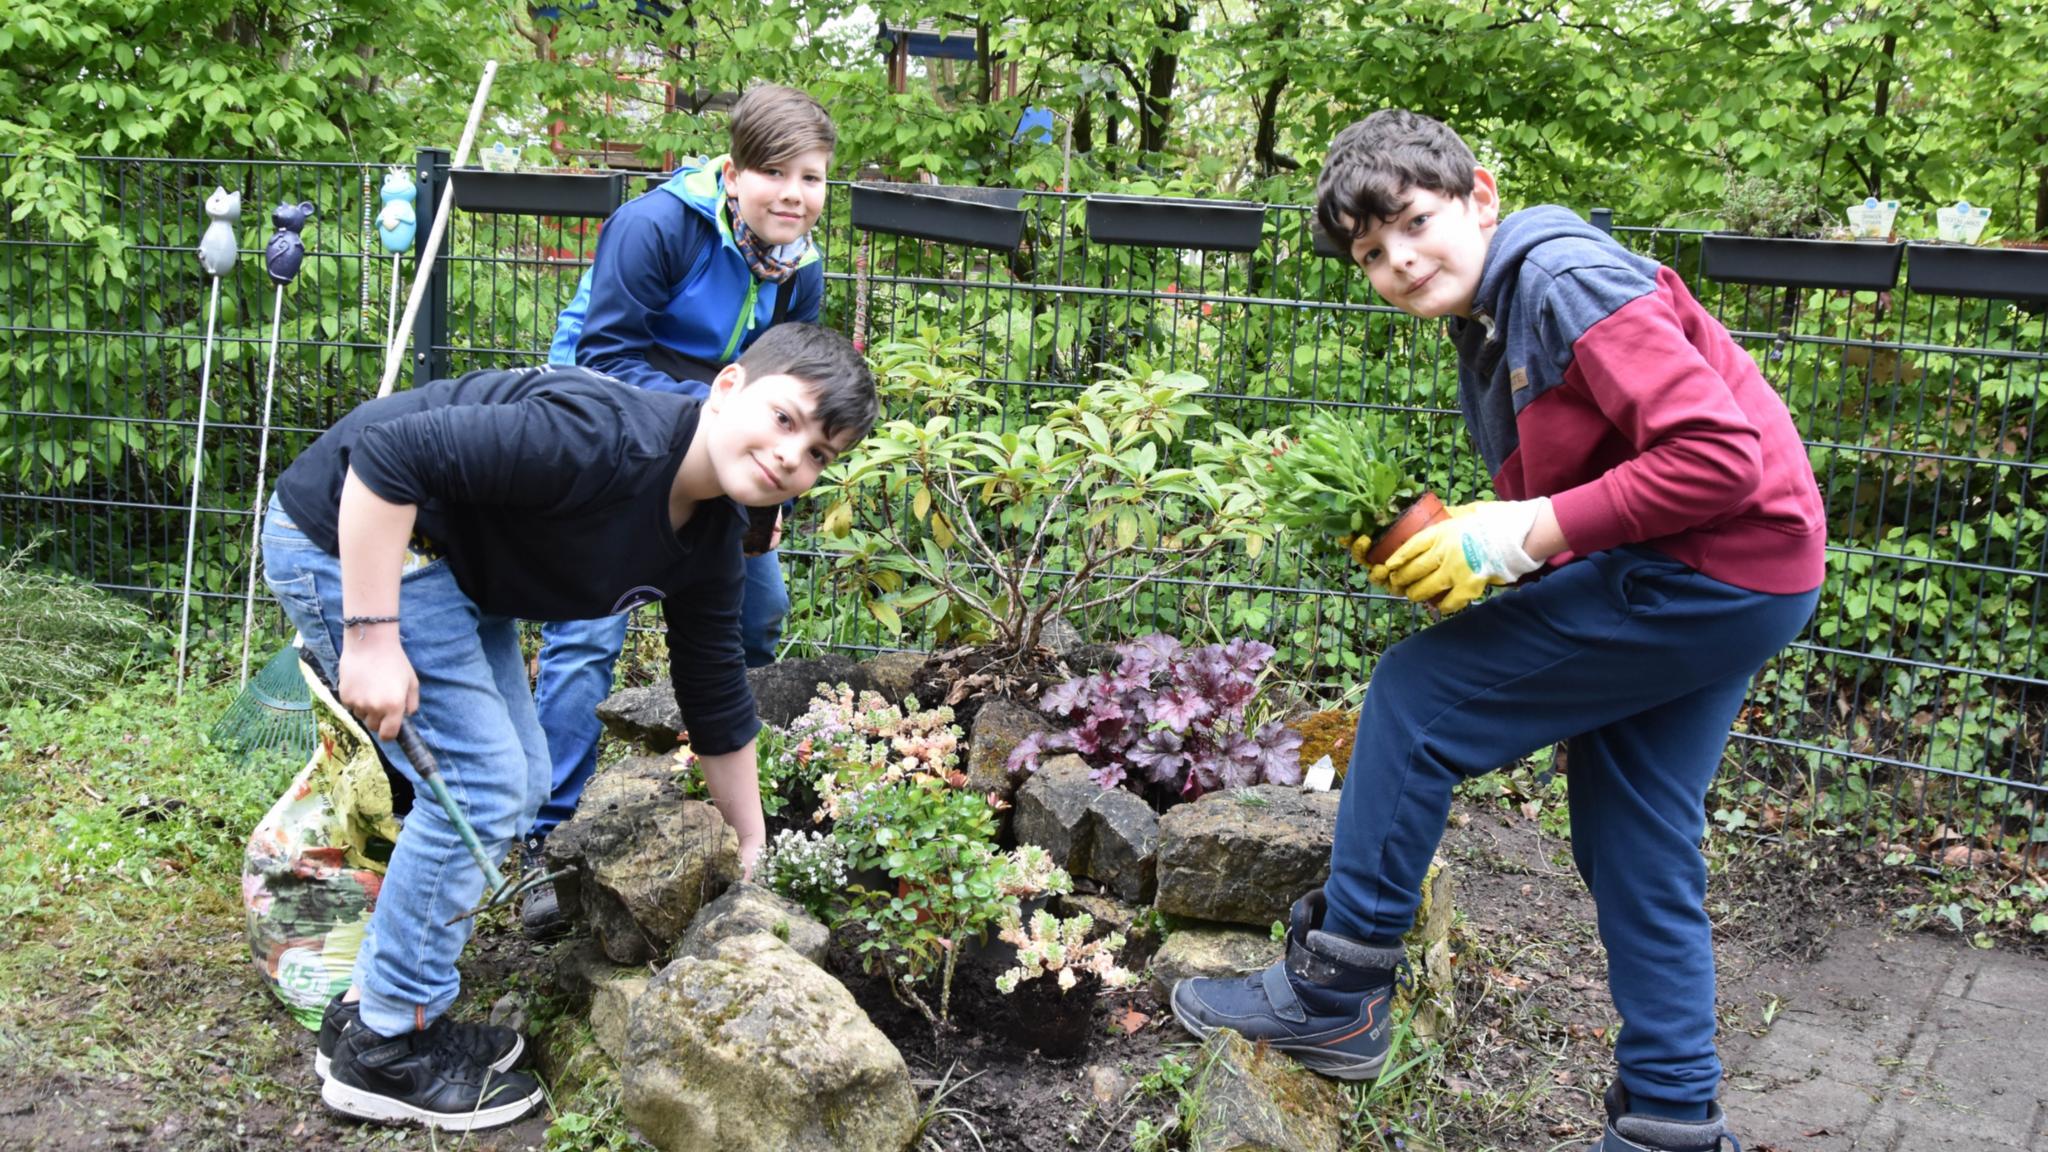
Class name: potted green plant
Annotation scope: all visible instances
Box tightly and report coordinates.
[849,181,1029,251]
[1698,173,1902,292]
[818,331,1277,672]
[1906,202,2048,302]
[1259,408,1441,568]
[990,909,1135,1058]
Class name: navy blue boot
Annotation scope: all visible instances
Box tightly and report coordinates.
[1168,889,1405,1081]
[1589,1082,1741,1151]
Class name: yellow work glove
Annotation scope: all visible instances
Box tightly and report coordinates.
[1370,498,1550,614]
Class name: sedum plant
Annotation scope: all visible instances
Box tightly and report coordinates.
[994,909,1135,994]
[817,330,1277,662]
[1008,633,1305,804]
[1260,408,1422,563]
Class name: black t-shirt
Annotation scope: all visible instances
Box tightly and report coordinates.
[274,365,759,754]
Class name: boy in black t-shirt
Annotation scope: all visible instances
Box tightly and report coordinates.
[263,322,875,1130]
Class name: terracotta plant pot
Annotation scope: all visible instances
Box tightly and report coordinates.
[1363,491,1451,567]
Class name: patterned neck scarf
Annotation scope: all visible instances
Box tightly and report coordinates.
[727,195,808,284]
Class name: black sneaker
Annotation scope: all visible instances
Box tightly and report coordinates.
[519,835,566,939]
[320,1011,544,1131]
[1588,1082,1741,1151]
[315,994,526,1083]
[1170,888,1406,1081]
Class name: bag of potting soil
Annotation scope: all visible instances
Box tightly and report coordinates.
[240,664,403,1031]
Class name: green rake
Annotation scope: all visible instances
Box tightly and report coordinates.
[210,644,319,765]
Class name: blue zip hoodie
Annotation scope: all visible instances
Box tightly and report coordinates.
[549,155,823,396]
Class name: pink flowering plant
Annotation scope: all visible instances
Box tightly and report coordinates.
[1007,633,1304,805]
[771,683,967,822]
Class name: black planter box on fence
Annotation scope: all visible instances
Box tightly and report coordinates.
[1310,221,1350,261]
[1085,195,1266,252]
[1698,234,1903,292]
[1905,243,2048,302]
[449,168,629,218]
[848,182,1028,251]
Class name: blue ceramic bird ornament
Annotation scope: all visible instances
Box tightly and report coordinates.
[377,169,417,252]
[264,200,317,286]
[197,188,241,277]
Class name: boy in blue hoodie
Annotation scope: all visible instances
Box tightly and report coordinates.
[1170,110,1824,1152]
[265,322,876,1131]
[523,85,834,934]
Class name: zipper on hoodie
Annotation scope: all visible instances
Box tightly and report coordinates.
[721,277,760,363]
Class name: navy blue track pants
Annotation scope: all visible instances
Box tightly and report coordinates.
[1324,545,1818,1106]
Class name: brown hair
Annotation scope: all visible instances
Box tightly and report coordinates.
[728,85,838,173]
[735,322,878,443]
[1316,110,1479,246]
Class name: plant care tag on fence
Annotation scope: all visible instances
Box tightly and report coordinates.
[1936,201,1991,244]
[1846,197,1899,240]
[1303,755,1336,792]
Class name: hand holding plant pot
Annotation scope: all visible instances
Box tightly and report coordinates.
[1374,497,1552,614]
[1260,409,1443,574]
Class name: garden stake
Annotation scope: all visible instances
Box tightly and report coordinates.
[395,720,566,925]
[379,59,497,398]
[375,168,418,355]
[176,187,242,700]
[236,201,317,685]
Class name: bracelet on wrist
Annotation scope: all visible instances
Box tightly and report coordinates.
[342,614,400,636]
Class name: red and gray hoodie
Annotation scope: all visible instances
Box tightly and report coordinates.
[1453,206,1825,595]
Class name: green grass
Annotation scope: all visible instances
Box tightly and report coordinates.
[0,648,610,1149]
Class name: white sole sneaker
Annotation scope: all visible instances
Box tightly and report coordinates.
[320,1071,543,1131]
[315,1033,525,1081]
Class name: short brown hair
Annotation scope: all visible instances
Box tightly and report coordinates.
[728,85,838,173]
[1316,110,1479,246]
[736,322,878,443]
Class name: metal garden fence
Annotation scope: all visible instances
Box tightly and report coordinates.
[1,151,2041,852]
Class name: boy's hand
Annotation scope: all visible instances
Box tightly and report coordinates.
[338,626,419,739]
[1373,498,1550,614]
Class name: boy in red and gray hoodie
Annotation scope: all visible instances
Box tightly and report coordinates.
[1171,109,1824,1152]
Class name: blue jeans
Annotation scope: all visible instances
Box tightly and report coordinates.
[261,497,551,1038]
[1323,547,1818,1109]
[526,549,787,840]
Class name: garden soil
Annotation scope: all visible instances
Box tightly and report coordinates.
[0,798,2035,1152]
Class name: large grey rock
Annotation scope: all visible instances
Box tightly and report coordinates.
[964,698,1057,818]
[747,656,873,727]
[591,975,649,1063]
[1149,925,1278,1001]
[1012,755,1100,874]
[676,881,829,967]
[1086,786,1160,904]
[546,756,740,965]
[861,651,928,705]
[552,937,644,1008]
[623,933,917,1152]
[1154,785,1340,928]
[597,685,686,752]
[1186,1028,1347,1152]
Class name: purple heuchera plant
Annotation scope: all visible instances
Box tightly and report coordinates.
[1007,634,1305,802]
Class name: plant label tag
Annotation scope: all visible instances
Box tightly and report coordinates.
[1303,755,1336,792]
[1846,197,1899,240]
[1936,201,1991,244]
